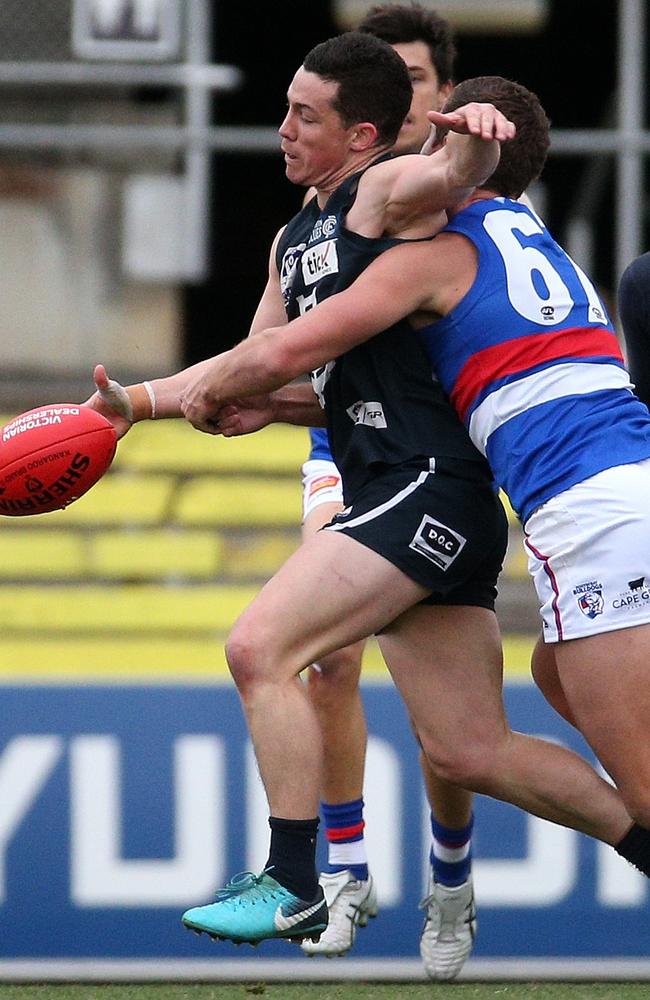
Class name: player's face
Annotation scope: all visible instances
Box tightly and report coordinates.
[279,67,358,188]
[391,40,452,154]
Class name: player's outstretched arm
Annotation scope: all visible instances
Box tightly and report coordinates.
[83,364,144,438]
[84,355,231,434]
[354,102,514,237]
[428,103,514,198]
[179,241,444,433]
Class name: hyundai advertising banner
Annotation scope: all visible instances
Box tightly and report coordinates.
[1,682,648,977]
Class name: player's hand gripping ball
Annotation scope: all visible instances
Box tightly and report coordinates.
[0,404,117,516]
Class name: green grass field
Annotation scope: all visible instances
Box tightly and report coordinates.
[1,984,649,1000]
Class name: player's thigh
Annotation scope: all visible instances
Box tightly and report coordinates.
[554,623,650,798]
[303,500,345,539]
[229,528,429,681]
[378,603,507,758]
[301,458,343,530]
[530,633,577,727]
[300,460,368,670]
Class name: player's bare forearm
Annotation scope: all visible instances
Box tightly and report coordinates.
[208,383,322,439]
[429,104,514,196]
[270,384,325,427]
[179,329,319,433]
[440,131,499,202]
[147,358,220,418]
[376,103,514,227]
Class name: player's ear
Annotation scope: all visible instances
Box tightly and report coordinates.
[437,80,454,109]
[350,121,379,151]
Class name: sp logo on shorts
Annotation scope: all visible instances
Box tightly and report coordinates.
[573,581,604,619]
[409,515,466,571]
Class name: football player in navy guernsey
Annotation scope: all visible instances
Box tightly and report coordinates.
[88,30,515,949]
[88,54,650,948]
[298,4,477,977]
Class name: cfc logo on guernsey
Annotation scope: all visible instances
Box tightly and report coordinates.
[309,214,337,242]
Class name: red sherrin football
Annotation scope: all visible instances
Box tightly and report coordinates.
[0,404,117,516]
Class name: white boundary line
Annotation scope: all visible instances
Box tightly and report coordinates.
[1,959,650,982]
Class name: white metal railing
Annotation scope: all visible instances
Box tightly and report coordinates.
[0,1,643,284]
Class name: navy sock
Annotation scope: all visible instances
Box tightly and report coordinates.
[615,823,650,877]
[322,798,369,881]
[430,812,473,887]
[265,816,320,900]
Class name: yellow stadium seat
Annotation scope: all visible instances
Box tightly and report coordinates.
[499,490,519,526]
[116,420,308,474]
[3,473,177,528]
[0,530,86,578]
[0,583,259,632]
[91,529,224,580]
[222,531,300,580]
[0,636,230,678]
[173,476,301,526]
[503,533,528,578]
[0,632,537,681]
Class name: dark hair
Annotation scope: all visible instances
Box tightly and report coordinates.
[303,32,412,146]
[443,76,550,197]
[358,3,456,86]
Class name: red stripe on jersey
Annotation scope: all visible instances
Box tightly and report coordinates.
[326,821,365,842]
[451,327,623,421]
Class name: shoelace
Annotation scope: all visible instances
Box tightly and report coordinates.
[213,870,282,907]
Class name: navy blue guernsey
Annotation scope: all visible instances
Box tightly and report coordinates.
[275,162,490,500]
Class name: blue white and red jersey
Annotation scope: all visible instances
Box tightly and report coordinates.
[417,198,650,522]
[308,426,333,462]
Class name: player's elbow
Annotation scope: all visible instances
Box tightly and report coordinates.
[248,331,300,388]
[268,335,313,384]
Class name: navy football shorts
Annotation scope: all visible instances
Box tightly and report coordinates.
[324,458,507,610]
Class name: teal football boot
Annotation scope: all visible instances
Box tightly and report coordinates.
[182,870,328,945]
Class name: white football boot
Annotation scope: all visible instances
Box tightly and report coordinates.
[300,869,378,956]
[419,873,477,981]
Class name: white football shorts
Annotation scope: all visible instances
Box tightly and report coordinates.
[524,457,650,642]
[301,458,344,521]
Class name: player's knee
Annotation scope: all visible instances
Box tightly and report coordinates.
[308,646,363,700]
[225,621,268,692]
[418,737,497,790]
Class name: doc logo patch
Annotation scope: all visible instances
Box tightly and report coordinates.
[409,515,466,571]
[573,580,604,619]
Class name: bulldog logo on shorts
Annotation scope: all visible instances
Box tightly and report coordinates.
[573,581,604,619]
